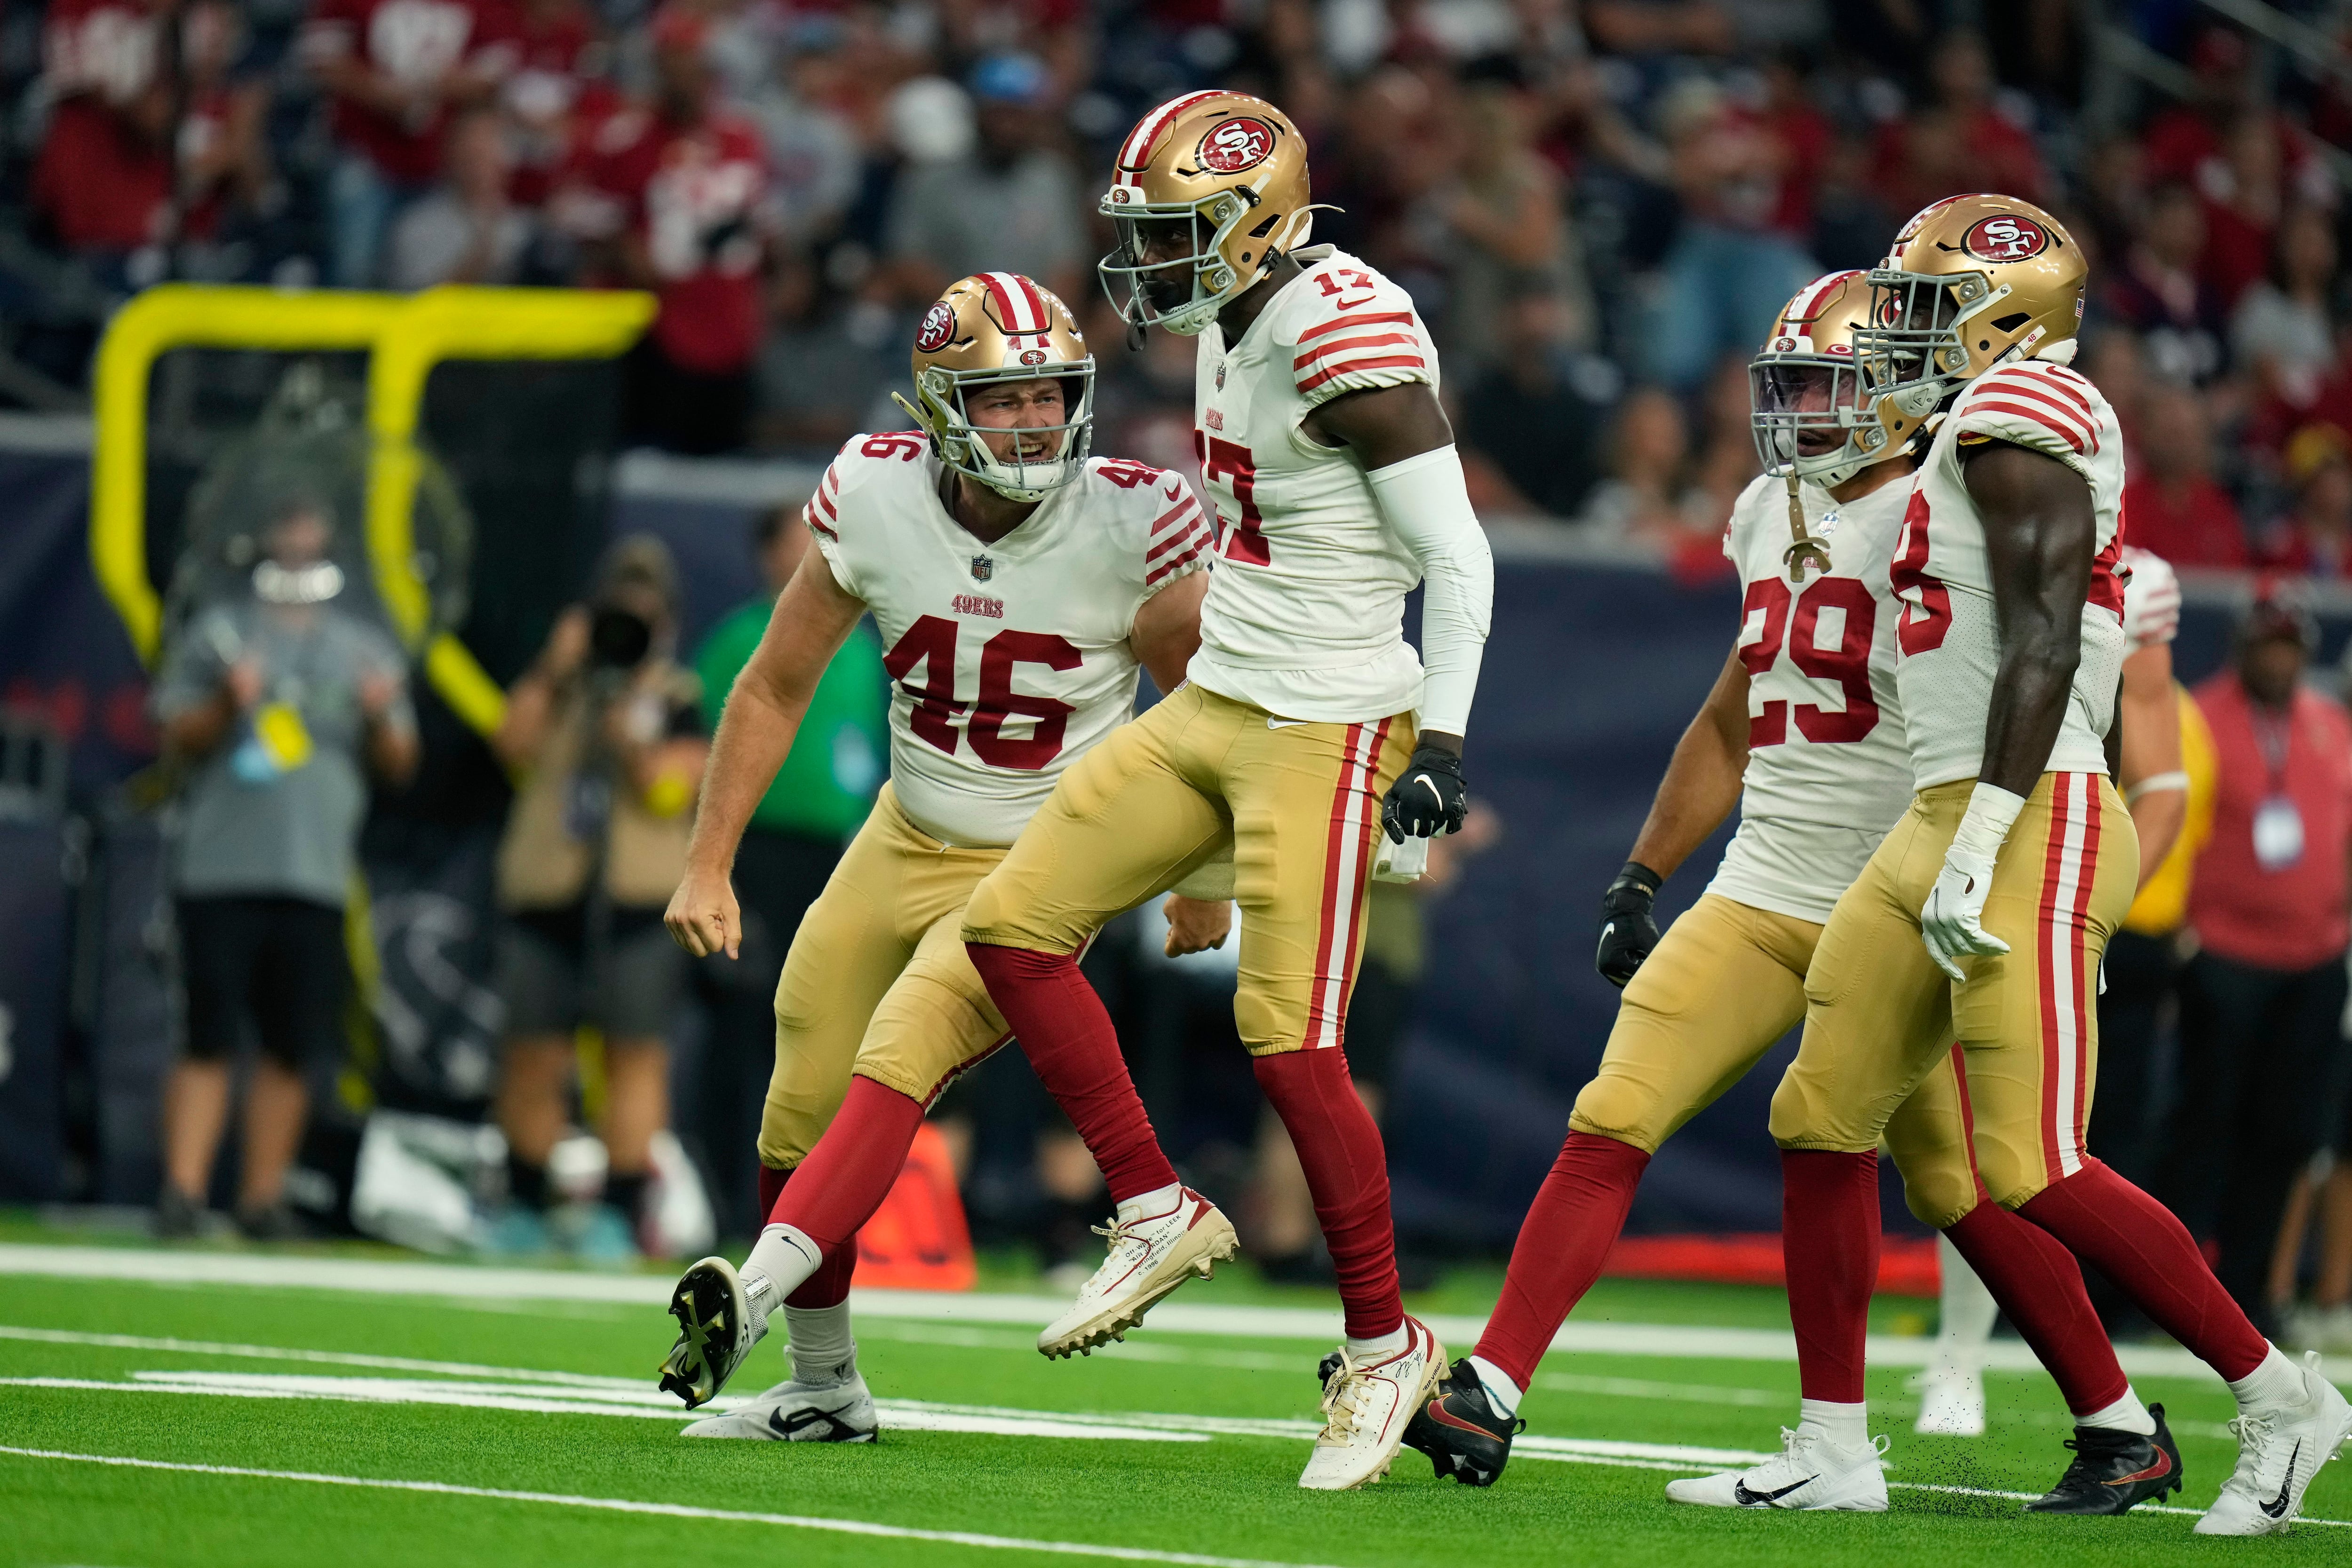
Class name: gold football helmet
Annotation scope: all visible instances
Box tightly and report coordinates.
[1749,269,1910,488]
[1853,193,2088,449]
[892,271,1095,502]
[1097,90,1316,337]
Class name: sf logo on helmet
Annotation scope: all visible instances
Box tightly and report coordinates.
[1963,214,2049,261]
[916,301,956,353]
[1197,116,1276,174]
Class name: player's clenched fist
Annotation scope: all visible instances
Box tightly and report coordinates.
[665,865,742,959]
[1382,742,1469,842]
[1594,862,1663,988]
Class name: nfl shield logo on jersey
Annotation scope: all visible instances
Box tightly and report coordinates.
[970,555,994,582]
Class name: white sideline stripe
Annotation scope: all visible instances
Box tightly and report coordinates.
[0,1246,2227,1380]
[0,1446,1345,1567]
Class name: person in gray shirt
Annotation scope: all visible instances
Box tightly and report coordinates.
[150,499,419,1240]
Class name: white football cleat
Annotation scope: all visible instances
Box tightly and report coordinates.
[1665,1424,1890,1511]
[2196,1353,2352,1536]
[1036,1187,1238,1359]
[658,1256,772,1409]
[680,1370,878,1442]
[1914,1364,1986,1437]
[1298,1316,1447,1491]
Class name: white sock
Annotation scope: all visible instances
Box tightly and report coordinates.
[740,1223,823,1337]
[1115,1182,1183,1224]
[1933,1235,1998,1371]
[1799,1397,1869,1449]
[1468,1354,1523,1417]
[2077,1388,2157,1436]
[784,1301,857,1387]
[1345,1324,1410,1362]
[2227,1344,2307,1413]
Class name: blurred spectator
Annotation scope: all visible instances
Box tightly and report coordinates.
[1869,32,2048,224]
[745,30,866,250]
[301,0,520,288]
[2120,385,2247,566]
[500,0,615,209]
[2198,113,2285,314]
[753,258,897,452]
[32,0,175,261]
[566,7,772,454]
[2079,326,2150,462]
[2233,206,2339,410]
[488,535,707,1259]
[384,107,535,288]
[1645,79,1815,391]
[1430,76,1589,368]
[688,503,886,1240]
[174,0,273,252]
[150,499,419,1240]
[883,52,1084,307]
[2158,586,2352,1337]
[2106,181,2228,386]
[2264,425,2352,577]
[1459,287,1620,517]
[1578,386,1716,554]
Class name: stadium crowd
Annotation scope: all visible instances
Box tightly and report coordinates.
[10,0,2352,1352]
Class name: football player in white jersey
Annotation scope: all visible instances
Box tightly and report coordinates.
[1686,196,2352,1534]
[654,271,1232,1434]
[1403,273,2171,1514]
[956,91,1494,1491]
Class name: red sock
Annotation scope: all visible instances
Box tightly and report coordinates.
[1942,1201,2127,1415]
[1781,1149,1880,1404]
[1254,1049,1401,1342]
[965,943,1179,1202]
[1471,1132,1651,1389]
[785,1237,858,1309]
[2018,1159,2268,1381]
[758,1164,787,1230]
[774,1076,924,1253]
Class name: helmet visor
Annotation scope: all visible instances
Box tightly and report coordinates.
[1749,355,1870,477]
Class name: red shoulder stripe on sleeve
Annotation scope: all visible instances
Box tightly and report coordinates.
[1296,355,1427,395]
[1147,515,1208,562]
[1145,536,1210,586]
[1296,311,1415,343]
[1970,399,2086,454]
[1974,381,2098,452]
[1983,366,2096,423]
[1293,332,1420,371]
[804,505,837,541]
[1149,496,1198,534]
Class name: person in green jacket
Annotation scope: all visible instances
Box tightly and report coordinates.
[691,501,888,1238]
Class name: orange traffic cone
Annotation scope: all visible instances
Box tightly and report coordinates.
[852,1120,977,1291]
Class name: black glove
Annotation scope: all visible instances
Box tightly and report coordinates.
[1595,861,1663,989]
[1381,744,1469,843]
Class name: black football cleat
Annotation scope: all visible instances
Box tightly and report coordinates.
[2023,1402,2185,1515]
[1399,1357,1525,1486]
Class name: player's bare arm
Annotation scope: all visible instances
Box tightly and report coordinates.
[1966,439,2096,797]
[2114,640,2184,881]
[666,545,865,959]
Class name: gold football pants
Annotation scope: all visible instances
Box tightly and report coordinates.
[757,782,1011,1170]
[1771,773,2138,1208]
[1572,891,1982,1228]
[962,682,1413,1056]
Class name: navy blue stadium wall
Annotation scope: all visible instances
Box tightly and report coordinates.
[0,439,2333,1245]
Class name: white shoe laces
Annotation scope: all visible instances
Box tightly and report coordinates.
[1317,1349,1377,1444]
[1078,1214,1153,1298]
[2222,1409,2281,1497]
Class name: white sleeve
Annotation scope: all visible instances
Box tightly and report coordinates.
[1367,444,1492,737]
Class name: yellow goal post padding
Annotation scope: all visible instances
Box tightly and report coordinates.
[91,283,656,735]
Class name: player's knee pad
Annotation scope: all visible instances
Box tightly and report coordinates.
[1567,1073,1670,1154]
[859,968,999,1107]
[1971,1129,2050,1211]
[1897,1166,1979,1231]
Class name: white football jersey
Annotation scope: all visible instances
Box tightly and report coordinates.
[1706,472,1918,925]
[2120,545,2180,655]
[1891,360,2129,791]
[806,436,1210,847]
[1187,246,1439,723]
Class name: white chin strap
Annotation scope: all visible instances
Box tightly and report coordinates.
[1155,295,1224,337]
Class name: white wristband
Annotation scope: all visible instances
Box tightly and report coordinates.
[1951,782,2028,863]
[2124,771,2189,806]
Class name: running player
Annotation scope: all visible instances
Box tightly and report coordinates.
[1680,195,2352,1534]
[956,91,1495,1491]
[1403,272,2176,1514]
[654,272,1231,1434]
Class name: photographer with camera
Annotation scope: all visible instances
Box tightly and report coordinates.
[489,535,708,1259]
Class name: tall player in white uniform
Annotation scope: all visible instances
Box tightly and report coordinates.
[956,91,1495,1490]
[1685,196,2352,1534]
[655,272,1229,1433]
[1404,272,2174,1515]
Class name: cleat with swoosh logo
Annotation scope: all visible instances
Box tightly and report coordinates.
[680,1370,879,1442]
[2023,1403,2184,1514]
[1665,1423,1889,1510]
[2196,1353,2352,1536]
[1401,1358,1525,1486]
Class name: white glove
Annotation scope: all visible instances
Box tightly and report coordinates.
[1920,783,2026,982]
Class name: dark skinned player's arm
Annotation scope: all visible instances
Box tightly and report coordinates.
[1965,439,2097,797]
[1628,646,1753,880]
[1303,380,1486,759]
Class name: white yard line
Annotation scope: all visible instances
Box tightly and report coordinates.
[0,1446,1347,1567]
[0,1245,2226,1380]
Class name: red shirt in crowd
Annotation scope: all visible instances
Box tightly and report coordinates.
[2119,471,2249,568]
[300,0,518,184]
[500,0,614,206]
[33,0,172,249]
[572,104,769,375]
[2191,673,2352,971]
[1870,106,2047,226]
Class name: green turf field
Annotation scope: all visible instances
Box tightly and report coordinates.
[1,1215,2345,1567]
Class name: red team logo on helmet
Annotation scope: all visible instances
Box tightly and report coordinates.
[1962,213,2050,261]
[915,301,957,353]
[1197,116,1276,174]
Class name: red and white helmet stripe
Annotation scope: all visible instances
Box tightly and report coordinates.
[1112,89,1223,190]
[1780,269,1862,330]
[980,270,1051,338]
